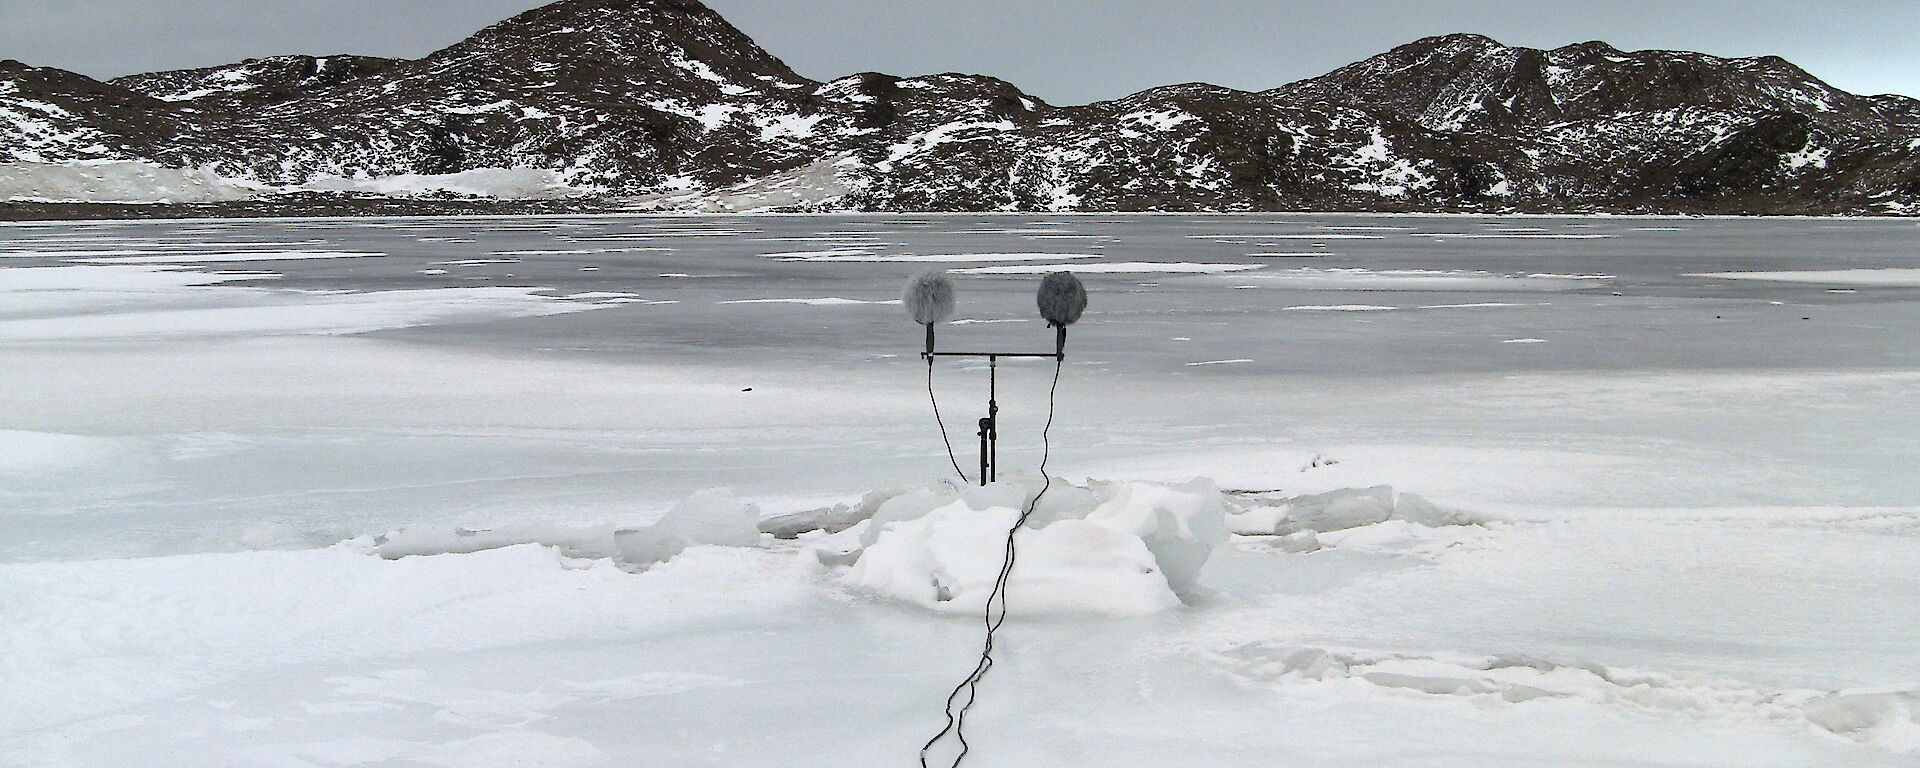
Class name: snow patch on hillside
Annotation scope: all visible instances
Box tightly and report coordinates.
[635,154,865,213]
[1,160,591,203]
[301,168,589,199]
[0,99,114,163]
[0,160,268,203]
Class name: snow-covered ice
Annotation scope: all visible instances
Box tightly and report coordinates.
[0,281,610,341]
[1284,304,1398,311]
[769,251,1104,263]
[1688,268,1920,286]
[1412,232,1616,239]
[4,213,1920,767]
[953,261,1265,274]
[1247,267,1607,291]
[73,251,383,264]
[717,297,898,306]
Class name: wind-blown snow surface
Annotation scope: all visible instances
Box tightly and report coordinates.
[5,214,1920,767]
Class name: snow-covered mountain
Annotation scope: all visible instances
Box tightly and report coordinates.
[0,60,196,165]
[4,0,1918,214]
[1270,35,1920,211]
[108,55,401,108]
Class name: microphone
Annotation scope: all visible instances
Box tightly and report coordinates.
[1036,271,1087,358]
[902,269,956,356]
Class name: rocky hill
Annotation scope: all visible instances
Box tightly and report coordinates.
[3,0,1917,215]
[108,55,401,109]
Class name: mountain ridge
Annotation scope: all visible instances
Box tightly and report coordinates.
[4,0,1917,215]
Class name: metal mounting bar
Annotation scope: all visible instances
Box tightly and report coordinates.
[924,351,1063,359]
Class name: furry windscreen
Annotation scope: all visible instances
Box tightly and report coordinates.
[902,269,956,325]
[1036,272,1087,327]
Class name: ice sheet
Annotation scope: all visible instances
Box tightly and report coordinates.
[954,262,1265,274]
[1246,267,1609,291]
[1688,268,1920,286]
[74,251,383,263]
[5,213,1920,767]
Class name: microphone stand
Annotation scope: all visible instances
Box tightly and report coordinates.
[923,349,1063,487]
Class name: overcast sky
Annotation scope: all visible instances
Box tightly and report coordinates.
[4,0,1917,104]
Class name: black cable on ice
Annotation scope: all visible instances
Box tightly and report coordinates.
[919,357,1064,768]
[926,357,969,484]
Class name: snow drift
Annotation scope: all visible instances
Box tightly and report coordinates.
[361,476,1236,617]
[352,478,1505,618]
[0,160,266,203]
[0,160,590,203]
[843,476,1231,616]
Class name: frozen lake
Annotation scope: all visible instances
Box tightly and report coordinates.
[4,213,1920,766]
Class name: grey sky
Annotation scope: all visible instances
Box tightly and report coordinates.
[4,0,1917,104]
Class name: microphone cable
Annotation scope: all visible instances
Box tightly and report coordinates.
[926,356,970,484]
[919,356,1064,768]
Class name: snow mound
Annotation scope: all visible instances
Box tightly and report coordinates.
[1805,691,1920,754]
[849,503,1181,616]
[1083,481,1231,598]
[0,160,266,203]
[355,480,1484,616]
[301,168,589,199]
[844,476,1230,616]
